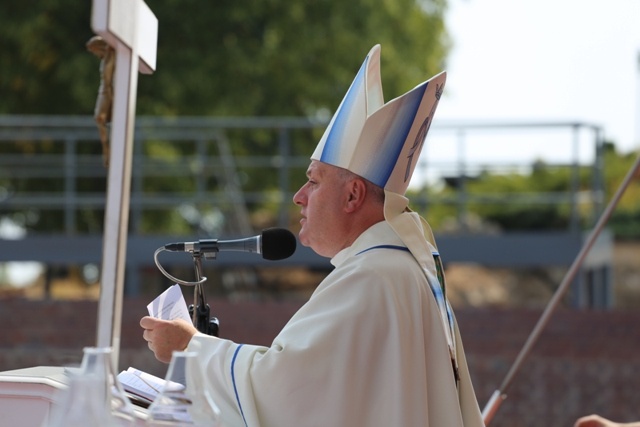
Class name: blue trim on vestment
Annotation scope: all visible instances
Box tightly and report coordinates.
[355,244,410,256]
[231,344,248,427]
[432,251,456,341]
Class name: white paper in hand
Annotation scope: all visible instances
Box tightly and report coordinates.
[147,284,191,322]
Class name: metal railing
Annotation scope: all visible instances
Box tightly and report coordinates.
[0,115,611,304]
[0,115,606,233]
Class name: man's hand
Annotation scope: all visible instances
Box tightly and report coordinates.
[574,414,640,427]
[140,316,198,363]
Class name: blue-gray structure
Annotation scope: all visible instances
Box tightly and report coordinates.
[0,115,612,307]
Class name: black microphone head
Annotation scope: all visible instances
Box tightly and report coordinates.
[261,227,297,260]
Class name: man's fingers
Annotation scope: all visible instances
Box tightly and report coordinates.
[140,315,160,329]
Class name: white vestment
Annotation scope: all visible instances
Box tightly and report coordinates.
[188,219,484,427]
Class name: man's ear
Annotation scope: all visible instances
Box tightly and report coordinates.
[345,178,367,212]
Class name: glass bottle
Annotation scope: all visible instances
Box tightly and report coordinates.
[146,349,222,426]
[45,347,136,427]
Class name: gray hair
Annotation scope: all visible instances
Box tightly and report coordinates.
[336,167,385,204]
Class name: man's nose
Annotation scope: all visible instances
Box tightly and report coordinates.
[292,186,306,205]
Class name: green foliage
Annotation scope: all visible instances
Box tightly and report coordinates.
[466,162,591,231]
[609,210,640,240]
[0,1,100,114]
[409,145,640,237]
[603,145,640,239]
[602,144,640,212]
[480,204,570,231]
[0,0,449,234]
[0,0,449,118]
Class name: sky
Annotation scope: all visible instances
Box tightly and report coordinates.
[424,0,640,173]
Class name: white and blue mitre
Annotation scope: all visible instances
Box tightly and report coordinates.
[311,44,445,197]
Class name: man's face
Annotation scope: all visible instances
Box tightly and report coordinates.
[293,161,348,258]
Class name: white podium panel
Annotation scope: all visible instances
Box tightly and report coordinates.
[0,366,67,427]
[0,366,148,427]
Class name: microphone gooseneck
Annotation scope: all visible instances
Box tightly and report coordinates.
[153,228,298,338]
[163,227,296,260]
[163,242,186,251]
[154,228,298,286]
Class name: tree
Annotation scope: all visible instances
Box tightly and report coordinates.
[0,0,449,118]
[408,142,640,237]
[0,0,450,234]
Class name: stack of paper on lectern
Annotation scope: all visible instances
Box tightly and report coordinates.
[118,367,167,406]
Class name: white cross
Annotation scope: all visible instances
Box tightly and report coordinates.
[91,0,158,366]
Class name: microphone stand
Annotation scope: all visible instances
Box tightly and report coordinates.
[189,251,220,336]
[154,227,296,336]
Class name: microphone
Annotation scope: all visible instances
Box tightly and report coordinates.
[163,227,297,261]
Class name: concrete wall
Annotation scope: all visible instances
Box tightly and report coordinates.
[1,297,638,427]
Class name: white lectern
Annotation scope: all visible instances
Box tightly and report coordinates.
[0,366,149,426]
[0,367,67,427]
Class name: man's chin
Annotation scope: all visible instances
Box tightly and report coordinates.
[297,233,311,248]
